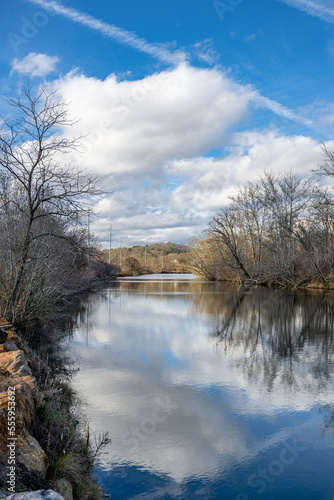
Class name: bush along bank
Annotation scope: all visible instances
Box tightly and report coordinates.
[0,318,107,500]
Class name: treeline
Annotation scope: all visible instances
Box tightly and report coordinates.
[0,88,117,325]
[189,146,334,287]
[100,242,190,276]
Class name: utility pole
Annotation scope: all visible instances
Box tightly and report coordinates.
[109,224,112,265]
[145,245,147,268]
[161,245,164,271]
[87,210,91,264]
[120,237,122,267]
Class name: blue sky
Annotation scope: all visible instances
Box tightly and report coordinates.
[1,0,334,246]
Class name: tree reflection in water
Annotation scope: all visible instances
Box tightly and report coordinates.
[67,277,334,497]
[72,279,334,399]
[202,286,334,394]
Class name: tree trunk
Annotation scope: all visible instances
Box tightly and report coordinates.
[4,222,31,321]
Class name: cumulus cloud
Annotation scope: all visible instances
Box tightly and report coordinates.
[11,52,59,77]
[91,132,324,247]
[57,64,256,179]
[53,65,253,243]
[168,132,323,211]
[49,65,325,247]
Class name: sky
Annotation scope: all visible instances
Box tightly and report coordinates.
[1,0,334,247]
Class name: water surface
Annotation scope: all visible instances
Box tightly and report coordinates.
[68,274,334,499]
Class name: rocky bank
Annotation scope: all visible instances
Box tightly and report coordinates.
[0,318,71,500]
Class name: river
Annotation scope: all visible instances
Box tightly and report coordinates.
[67,274,334,499]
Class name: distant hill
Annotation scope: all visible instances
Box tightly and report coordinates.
[144,242,190,253]
[99,242,190,276]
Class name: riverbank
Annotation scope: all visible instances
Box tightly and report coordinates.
[119,271,334,289]
[0,318,106,499]
[190,272,334,290]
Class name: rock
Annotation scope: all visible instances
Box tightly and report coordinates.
[0,351,32,377]
[0,342,19,353]
[0,320,21,348]
[6,332,22,349]
[0,328,8,343]
[16,428,48,477]
[0,377,41,473]
[0,322,49,487]
[6,491,65,499]
[54,479,73,500]
[16,375,39,405]
[0,376,37,432]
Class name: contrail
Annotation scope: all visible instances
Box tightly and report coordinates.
[277,0,334,23]
[256,95,313,127]
[23,0,314,128]
[24,0,187,65]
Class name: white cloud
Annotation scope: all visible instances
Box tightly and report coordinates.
[47,65,326,247]
[52,65,254,244]
[24,0,186,65]
[90,132,324,247]
[255,95,313,126]
[57,64,256,180]
[22,1,317,135]
[168,132,323,211]
[297,100,334,130]
[244,34,257,42]
[192,39,220,65]
[277,0,334,23]
[11,53,59,77]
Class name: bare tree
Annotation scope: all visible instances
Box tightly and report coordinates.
[210,207,252,280]
[0,87,101,321]
[315,144,334,178]
[187,233,226,280]
[231,182,267,270]
[250,172,312,284]
[199,166,334,286]
[296,186,334,282]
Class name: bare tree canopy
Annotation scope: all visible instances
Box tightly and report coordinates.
[189,152,334,287]
[0,86,102,321]
[316,144,334,178]
[0,86,100,220]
